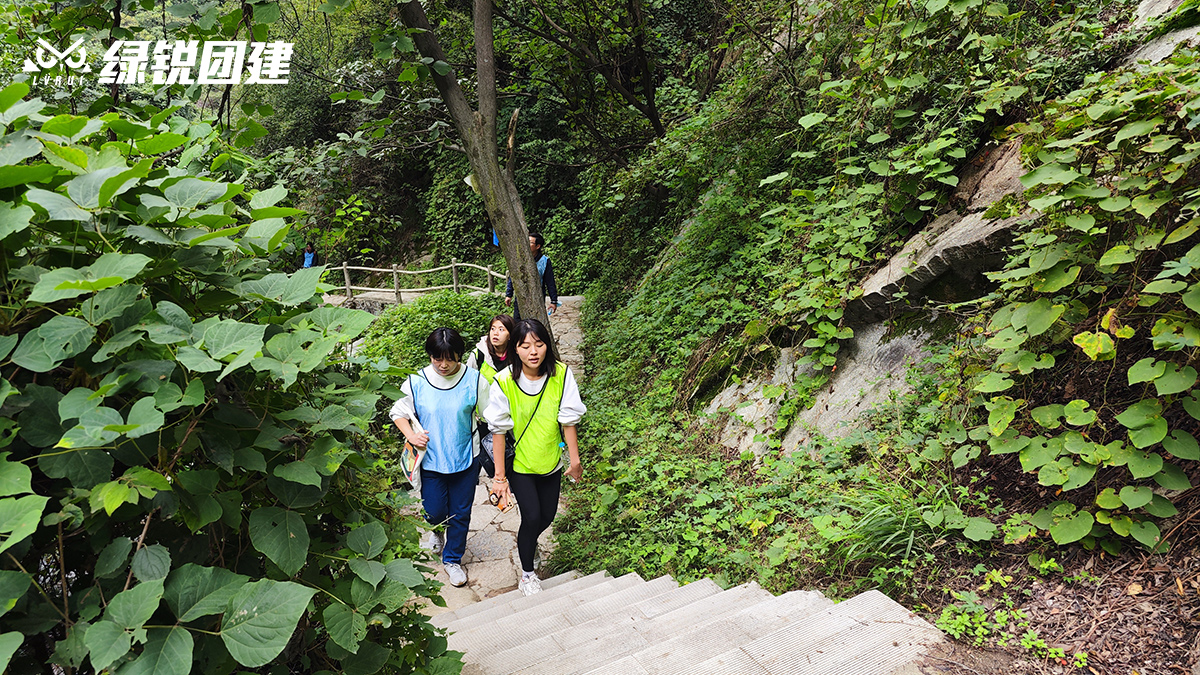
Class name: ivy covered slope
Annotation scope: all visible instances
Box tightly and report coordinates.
[0,83,459,675]
[970,51,1200,553]
[554,0,1200,587]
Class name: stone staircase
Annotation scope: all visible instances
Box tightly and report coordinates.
[432,570,946,674]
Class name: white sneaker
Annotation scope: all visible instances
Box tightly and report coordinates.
[444,563,467,587]
[423,530,444,554]
[519,572,542,596]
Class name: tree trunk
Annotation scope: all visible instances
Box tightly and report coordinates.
[398,0,552,339]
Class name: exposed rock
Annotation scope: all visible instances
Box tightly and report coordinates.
[844,211,1031,325]
[1133,0,1185,28]
[1124,26,1200,68]
[705,348,802,458]
[953,138,1025,212]
[782,322,931,450]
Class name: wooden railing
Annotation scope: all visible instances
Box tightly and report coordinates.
[338,258,507,303]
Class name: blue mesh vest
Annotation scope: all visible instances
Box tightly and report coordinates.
[410,367,479,474]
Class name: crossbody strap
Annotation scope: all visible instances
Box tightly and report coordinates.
[512,380,548,450]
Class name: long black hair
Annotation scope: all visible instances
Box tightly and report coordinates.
[487,314,516,364]
[511,319,558,378]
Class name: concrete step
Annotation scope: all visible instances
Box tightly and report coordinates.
[697,589,944,675]
[433,570,599,628]
[451,576,709,656]
[468,576,682,675]
[449,572,644,634]
[589,589,831,675]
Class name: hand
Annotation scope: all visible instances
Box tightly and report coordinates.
[547,303,557,316]
[406,431,429,449]
[504,296,512,306]
[565,462,582,483]
[492,479,512,506]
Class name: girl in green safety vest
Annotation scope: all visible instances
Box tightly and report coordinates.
[484,319,585,596]
[467,315,516,477]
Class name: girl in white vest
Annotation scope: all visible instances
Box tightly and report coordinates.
[389,328,489,588]
[466,315,516,478]
[484,319,585,596]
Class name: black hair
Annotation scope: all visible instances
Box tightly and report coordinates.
[487,314,516,364]
[530,232,545,249]
[425,327,465,362]
[512,319,557,378]
[305,242,314,249]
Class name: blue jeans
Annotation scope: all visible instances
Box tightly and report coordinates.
[420,462,478,565]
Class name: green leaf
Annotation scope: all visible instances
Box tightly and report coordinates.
[1163,430,1199,460]
[136,133,189,155]
[1030,404,1063,429]
[1049,509,1093,544]
[220,580,317,667]
[38,448,112,488]
[1129,521,1161,549]
[12,316,96,372]
[1072,331,1115,361]
[799,112,828,129]
[1096,488,1123,509]
[1127,450,1164,479]
[340,641,391,675]
[348,559,386,588]
[0,454,32,496]
[29,253,151,303]
[24,187,89,221]
[1020,436,1060,472]
[0,494,48,555]
[1144,494,1178,517]
[84,621,130,672]
[120,627,193,675]
[131,544,172,582]
[95,538,132,579]
[0,202,33,240]
[1062,461,1097,491]
[1154,463,1192,490]
[1063,400,1097,426]
[323,603,367,654]
[105,579,163,629]
[1119,485,1153,509]
[1033,263,1080,292]
[248,507,309,575]
[1128,357,1166,385]
[273,461,321,487]
[383,559,424,588]
[1097,245,1136,266]
[0,82,30,113]
[974,371,1013,393]
[961,517,997,541]
[1098,196,1131,212]
[1019,163,1080,188]
[347,522,387,559]
[1113,117,1163,145]
[1155,363,1197,396]
[0,570,30,619]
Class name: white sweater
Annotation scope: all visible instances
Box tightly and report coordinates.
[483,364,586,434]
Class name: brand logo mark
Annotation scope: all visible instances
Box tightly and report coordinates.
[23,38,90,72]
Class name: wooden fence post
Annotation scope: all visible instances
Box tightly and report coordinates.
[487,265,494,294]
[451,258,459,294]
[342,262,352,299]
[393,264,401,304]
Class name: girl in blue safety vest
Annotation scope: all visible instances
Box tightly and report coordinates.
[484,319,585,596]
[389,328,489,588]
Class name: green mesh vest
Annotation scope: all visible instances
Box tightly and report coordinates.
[495,363,567,474]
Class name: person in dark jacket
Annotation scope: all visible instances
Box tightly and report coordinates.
[505,234,558,320]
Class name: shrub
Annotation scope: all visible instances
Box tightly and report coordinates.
[358,291,507,372]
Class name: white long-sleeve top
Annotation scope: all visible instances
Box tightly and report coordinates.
[389,364,490,453]
[483,364,586,434]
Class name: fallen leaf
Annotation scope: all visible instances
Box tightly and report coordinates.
[1177,578,1185,596]
[1128,583,1143,595]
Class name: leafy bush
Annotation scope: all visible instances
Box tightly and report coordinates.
[0,83,460,675]
[358,291,507,372]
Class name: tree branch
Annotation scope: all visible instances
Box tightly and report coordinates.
[475,0,498,133]
[505,108,520,182]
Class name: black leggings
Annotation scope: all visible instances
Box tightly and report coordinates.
[508,469,561,573]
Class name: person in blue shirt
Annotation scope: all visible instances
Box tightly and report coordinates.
[389,328,489,588]
[300,242,317,268]
[505,233,558,320]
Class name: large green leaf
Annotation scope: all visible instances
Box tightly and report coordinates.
[248,507,309,575]
[131,545,172,582]
[324,603,367,654]
[0,453,32,497]
[1127,357,1165,385]
[347,522,387,559]
[104,579,163,630]
[38,448,112,487]
[11,316,96,371]
[0,570,30,618]
[0,202,33,239]
[84,620,130,672]
[29,253,151,303]
[0,494,48,555]
[164,564,248,622]
[95,538,133,579]
[238,266,326,306]
[1155,363,1197,396]
[220,580,317,667]
[1049,509,1093,544]
[120,626,193,675]
[1163,430,1199,460]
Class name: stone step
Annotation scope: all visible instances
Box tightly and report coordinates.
[588,589,831,675]
[552,579,724,652]
[689,590,944,675]
[469,576,682,675]
[451,576,713,656]
[630,581,773,645]
[449,573,644,634]
[433,569,586,628]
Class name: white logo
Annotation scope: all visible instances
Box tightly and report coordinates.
[23,38,90,72]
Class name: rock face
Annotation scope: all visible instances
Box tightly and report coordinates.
[1124,27,1200,68]
[781,323,930,451]
[953,138,1024,213]
[705,348,802,458]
